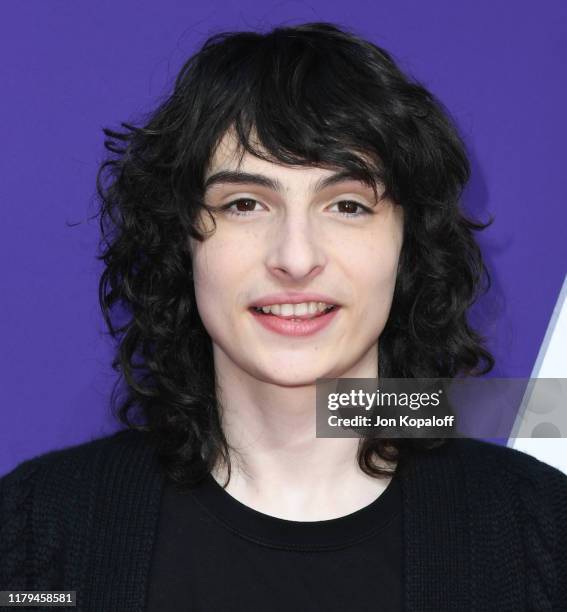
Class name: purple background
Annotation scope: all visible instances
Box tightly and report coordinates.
[1,1,566,477]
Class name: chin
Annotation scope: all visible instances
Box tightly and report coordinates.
[255,365,338,387]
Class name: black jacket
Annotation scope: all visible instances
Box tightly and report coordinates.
[1,430,566,611]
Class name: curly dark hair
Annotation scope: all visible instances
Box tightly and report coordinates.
[95,22,495,489]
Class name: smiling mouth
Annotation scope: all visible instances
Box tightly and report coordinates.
[250,305,338,321]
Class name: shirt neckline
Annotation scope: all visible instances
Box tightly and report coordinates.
[184,468,402,551]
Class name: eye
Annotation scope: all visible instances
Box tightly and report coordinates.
[219,198,373,218]
[222,198,265,217]
[329,200,373,217]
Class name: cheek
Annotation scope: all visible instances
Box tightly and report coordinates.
[353,238,400,287]
[352,241,401,325]
[191,239,249,322]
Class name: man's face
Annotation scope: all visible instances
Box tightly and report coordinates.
[189,130,404,386]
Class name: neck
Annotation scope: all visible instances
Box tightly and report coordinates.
[210,345,396,521]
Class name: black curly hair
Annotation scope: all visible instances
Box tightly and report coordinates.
[95,22,495,489]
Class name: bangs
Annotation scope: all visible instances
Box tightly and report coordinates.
[187,28,391,202]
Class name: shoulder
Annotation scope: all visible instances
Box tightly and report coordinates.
[0,428,151,493]
[0,429,159,587]
[458,437,567,525]
[455,438,567,605]
[425,436,567,501]
[410,438,567,605]
[448,436,567,486]
[0,428,154,519]
[441,438,567,576]
[406,436,567,532]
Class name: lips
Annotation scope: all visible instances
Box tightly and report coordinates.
[249,304,340,337]
[249,292,340,308]
[250,304,337,320]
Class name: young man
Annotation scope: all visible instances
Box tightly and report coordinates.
[1,22,566,611]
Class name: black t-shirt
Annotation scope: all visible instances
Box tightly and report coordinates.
[147,469,403,611]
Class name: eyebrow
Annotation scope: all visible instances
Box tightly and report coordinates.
[203,169,380,194]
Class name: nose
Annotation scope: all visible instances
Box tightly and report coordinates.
[265,212,327,282]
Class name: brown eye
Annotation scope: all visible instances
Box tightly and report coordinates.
[330,200,372,217]
[338,201,359,214]
[233,198,258,211]
[223,198,264,216]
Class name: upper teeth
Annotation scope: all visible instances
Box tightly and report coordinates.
[256,302,334,316]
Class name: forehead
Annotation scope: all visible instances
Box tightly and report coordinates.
[205,128,371,189]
